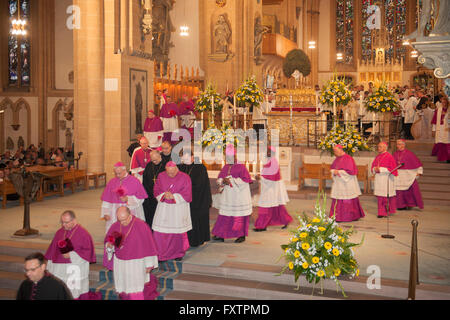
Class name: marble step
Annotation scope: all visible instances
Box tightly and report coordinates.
[418,183,450,192]
[422,169,450,177]
[418,176,450,185]
[421,162,450,170]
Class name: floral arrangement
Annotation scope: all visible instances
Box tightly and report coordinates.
[364,83,400,113]
[318,124,371,156]
[194,83,222,113]
[197,122,244,150]
[279,194,364,297]
[57,238,74,254]
[320,76,352,107]
[107,231,123,248]
[235,76,265,108]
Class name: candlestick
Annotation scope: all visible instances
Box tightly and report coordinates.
[233,95,236,115]
[315,94,319,115]
[333,96,336,118]
[252,161,256,175]
[211,96,214,117]
[265,95,269,114]
[244,111,247,131]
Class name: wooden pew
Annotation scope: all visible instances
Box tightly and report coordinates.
[298,163,323,191]
[63,169,88,193]
[0,180,19,209]
[87,172,107,189]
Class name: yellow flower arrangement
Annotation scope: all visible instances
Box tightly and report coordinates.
[279,193,364,297]
[235,76,264,108]
[319,124,371,156]
[320,75,352,107]
[364,82,400,114]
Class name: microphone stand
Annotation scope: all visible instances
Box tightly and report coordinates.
[381,163,404,239]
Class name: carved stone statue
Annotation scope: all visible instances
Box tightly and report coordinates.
[18,136,25,149]
[430,0,450,35]
[254,15,269,65]
[65,128,72,150]
[152,0,175,75]
[214,14,232,54]
[406,0,450,39]
[135,82,144,134]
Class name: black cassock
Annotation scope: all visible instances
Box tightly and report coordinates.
[178,163,212,247]
[161,153,172,167]
[16,272,73,300]
[142,161,165,227]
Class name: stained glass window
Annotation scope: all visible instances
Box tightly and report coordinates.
[8,0,31,87]
[336,0,354,64]
[361,0,407,63]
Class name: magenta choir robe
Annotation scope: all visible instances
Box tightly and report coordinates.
[254,157,292,229]
[103,215,159,300]
[100,174,149,232]
[143,116,164,148]
[152,171,192,261]
[329,154,365,222]
[45,224,96,299]
[431,105,449,162]
[178,100,196,138]
[130,147,152,180]
[393,149,424,209]
[212,164,252,239]
[371,151,398,216]
[160,103,179,143]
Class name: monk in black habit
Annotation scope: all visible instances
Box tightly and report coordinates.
[160,141,173,167]
[179,152,212,247]
[142,150,166,227]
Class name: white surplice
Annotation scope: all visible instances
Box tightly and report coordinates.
[101,196,145,232]
[46,251,89,299]
[152,193,192,234]
[215,177,252,217]
[330,170,361,200]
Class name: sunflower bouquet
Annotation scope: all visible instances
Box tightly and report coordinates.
[318,124,371,156]
[364,83,400,113]
[196,122,244,150]
[235,76,265,108]
[194,83,222,113]
[279,193,364,297]
[320,76,352,107]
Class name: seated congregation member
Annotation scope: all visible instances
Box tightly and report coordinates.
[17,252,73,300]
[45,210,96,299]
[104,207,159,300]
[152,161,192,261]
[212,144,252,243]
[371,142,398,218]
[393,139,424,210]
[253,146,292,231]
[329,145,365,222]
[179,152,212,247]
[100,162,148,233]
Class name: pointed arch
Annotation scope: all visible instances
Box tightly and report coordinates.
[13,98,32,149]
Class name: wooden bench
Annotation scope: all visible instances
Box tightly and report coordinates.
[0,180,19,209]
[63,169,88,193]
[322,163,369,194]
[87,172,107,189]
[298,163,323,191]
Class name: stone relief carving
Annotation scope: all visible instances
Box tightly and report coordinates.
[6,137,14,150]
[209,14,234,62]
[18,136,25,149]
[135,82,144,134]
[214,14,231,54]
[254,15,269,65]
[152,0,176,76]
[141,0,153,35]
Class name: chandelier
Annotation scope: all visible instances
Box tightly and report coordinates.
[10,1,27,36]
[180,25,189,37]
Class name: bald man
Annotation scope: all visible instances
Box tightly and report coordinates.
[130,137,152,182]
[104,206,159,300]
[371,142,398,218]
[142,150,166,227]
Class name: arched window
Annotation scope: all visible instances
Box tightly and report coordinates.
[361,0,407,63]
[8,0,31,87]
[336,0,354,64]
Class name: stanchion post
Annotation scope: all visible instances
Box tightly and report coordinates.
[407,219,419,300]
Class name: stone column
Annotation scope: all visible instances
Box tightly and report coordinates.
[73,0,105,173]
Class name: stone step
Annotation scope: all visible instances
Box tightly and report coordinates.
[0,288,16,300]
[162,290,247,300]
[418,176,450,184]
[418,183,450,192]
[423,169,450,177]
[179,262,450,300]
[421,162,450,170]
